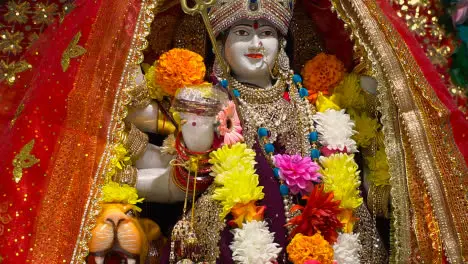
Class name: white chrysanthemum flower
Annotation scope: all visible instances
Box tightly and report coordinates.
[333,232,362,264]
[313,109,358,153]
[230,220,282,264]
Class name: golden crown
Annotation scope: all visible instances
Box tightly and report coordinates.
[208,0,294,36]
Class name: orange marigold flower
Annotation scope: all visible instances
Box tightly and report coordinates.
[287,233,334,264]
[301,53,345,103]
[154,48,206,96]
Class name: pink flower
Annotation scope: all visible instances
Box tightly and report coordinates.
[216,101,244,146]
[320,146,348,157]
[305,260,321,264]
[273,154,322,195]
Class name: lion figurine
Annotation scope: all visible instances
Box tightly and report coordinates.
[87,203,162,264]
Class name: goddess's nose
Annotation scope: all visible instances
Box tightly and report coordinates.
[251,34,262,47]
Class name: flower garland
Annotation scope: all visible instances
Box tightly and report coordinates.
[215,61,371,263]
[165,51,378,263]
[209,143,281,263]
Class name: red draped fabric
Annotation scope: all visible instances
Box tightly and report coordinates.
[375,0,468,165]
[0,0,141,263]
[302,0,354,70]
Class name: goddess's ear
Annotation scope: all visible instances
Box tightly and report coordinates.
[216,40,224,58]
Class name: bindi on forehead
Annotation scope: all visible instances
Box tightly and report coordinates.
[253,21,259,29]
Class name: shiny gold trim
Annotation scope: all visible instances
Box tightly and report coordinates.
[329,1,413,262]
[12,139,40,183]
[402,132,434,262]
[363,0,467,261]
[70,0,160,262]
[61,32,87,72]
[402,111,462,263]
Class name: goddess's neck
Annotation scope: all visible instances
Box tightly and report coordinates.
[233,73,272,89]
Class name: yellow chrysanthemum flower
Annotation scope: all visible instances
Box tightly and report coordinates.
[145,65,167,101]
[320,153,363,209]
[212,166,264,219]
[209,143,256,185]
[376,130,385,148]
[365,148,390,186]
[101,182,144,212]
[315,93,341,112]
[352,112,380,148]
[332,73,366,110]
[106,143,131,180]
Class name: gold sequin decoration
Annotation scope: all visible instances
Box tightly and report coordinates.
[0,30,24,55]
[10,103,24,128]
[4,1,30,24]
[0,59,31,85]
[12,139,40,183]
[187,186,225,262]
[289,1,324,73]
[32,2,58,25]
[393,0,452,67]
[61,32,86,72]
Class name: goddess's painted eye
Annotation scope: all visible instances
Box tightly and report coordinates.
[234,29,249,36]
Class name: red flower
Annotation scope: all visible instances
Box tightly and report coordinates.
[287,185,343,244]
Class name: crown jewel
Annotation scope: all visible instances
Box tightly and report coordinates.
[208,0,294,37]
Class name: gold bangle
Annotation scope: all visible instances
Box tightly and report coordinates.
[123,123,149,161]
[129,78,151,109]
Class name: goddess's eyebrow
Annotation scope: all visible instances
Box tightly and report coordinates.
[232,24,252,27]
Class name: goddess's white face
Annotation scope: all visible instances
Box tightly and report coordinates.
[224,19,279,83]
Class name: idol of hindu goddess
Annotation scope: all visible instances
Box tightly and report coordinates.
[129,0,389,263]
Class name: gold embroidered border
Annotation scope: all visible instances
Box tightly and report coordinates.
[363,1,467,262]
[402,131,439,263]
[329,1,413,262]
[70,0,160,262]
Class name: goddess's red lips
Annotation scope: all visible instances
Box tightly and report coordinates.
[245,53,263,59]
